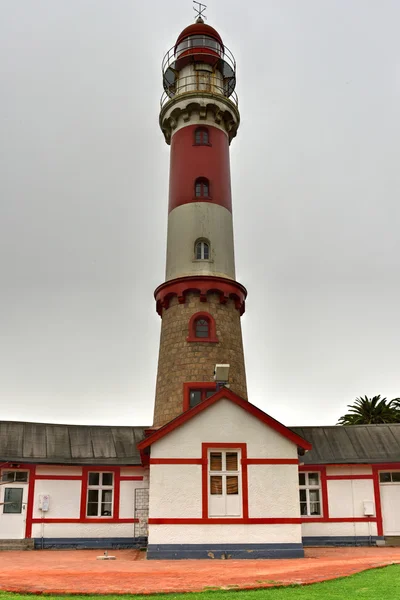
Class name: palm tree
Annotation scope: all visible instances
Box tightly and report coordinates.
[337,395,400,425]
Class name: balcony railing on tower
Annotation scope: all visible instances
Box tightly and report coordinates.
[161,35,238,108]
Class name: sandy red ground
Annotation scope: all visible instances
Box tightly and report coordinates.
[0,547,399,595]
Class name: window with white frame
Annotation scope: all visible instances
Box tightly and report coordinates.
[195,240,210,260]
[86,472,113,517]
[1,470,29,483]
[379,472,400,483]
[208,450,241,517]
[299,472,321,516]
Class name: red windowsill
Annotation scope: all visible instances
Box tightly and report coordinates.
[186,336,218,343]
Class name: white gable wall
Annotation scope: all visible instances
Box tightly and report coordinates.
[147,397,303,558]
[151,399,298,459]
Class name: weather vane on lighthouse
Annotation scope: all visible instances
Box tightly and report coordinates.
[193,1,207,21]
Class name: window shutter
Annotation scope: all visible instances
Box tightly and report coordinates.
[210,476,222,495]
[210,452,222,471]
[226,476,238,495]
[226,452,238,471]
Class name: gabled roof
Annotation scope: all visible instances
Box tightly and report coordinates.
[137,388,312,452]
[291,424,400,465]
[0,421,146,465]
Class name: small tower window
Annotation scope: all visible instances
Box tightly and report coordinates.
[195,177,210,198]
[195,127,209,145]
[195,317,209,338]
[187,312,218,343]
[195,240,210,260]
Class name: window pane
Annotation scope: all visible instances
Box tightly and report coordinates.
[1,472,15,482]
[102,473,113,486]
[101,503,112,516]
[226,452,238,472]
[210,452,222,471]
[88,489,98,503]
[206,390,215,399]
[308,473,319,486]
[203,130,209,144]
[309,489,320,503]
[226,476,238,495]
[88,473,99,486]
[299,489,307,502]
[310,502,321,515]
[15,472,28,482]
[189,390,202,408]
[195,130,201,144]
[195,183,201,196]
[203,182,209,196]
[299,473,306,486]
[195,318,209,337]
[203,242,209,259]
[392,472,400,482]
[210,475,222,494]
[3,488,23,514]
[87,502,98,516]
[300,502,308,516]
[380,472,391,483]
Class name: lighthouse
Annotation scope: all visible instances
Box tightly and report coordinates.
[153,15,248,427]
[137,12,310,560]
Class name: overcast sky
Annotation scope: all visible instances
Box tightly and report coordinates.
[1,0,399,428]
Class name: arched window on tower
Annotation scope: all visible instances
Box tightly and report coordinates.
[194,127,209,145]
[187,312,218,343]
[195,239,210,260]
[195,177,210,198]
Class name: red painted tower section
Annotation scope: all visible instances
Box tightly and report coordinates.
[153,18,247,427]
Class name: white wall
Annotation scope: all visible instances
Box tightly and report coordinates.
[166,203,235,281]
[149,524,302,545]
[248,465,300,519]
[31,522,135,539]
[151,399,298,459]
[302,521,378,538]
[148,397,301,547]
[328,479,375,519]
[33,480,81,519]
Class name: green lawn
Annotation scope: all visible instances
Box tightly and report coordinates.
[0,565,399,600]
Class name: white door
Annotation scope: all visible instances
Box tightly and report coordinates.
[0,482,29,539]
[380,473,400,535]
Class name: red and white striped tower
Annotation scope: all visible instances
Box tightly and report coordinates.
[153,17,247,427]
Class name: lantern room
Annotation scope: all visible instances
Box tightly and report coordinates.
[161,18,237,108]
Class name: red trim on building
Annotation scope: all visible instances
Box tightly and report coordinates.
[35,475,82,480]
[183,382,217,412]
[320,467,330,519]
[149,518,302,525]
[187,311,218,343]
[168,125,231,213]
[245,458,298,465]
[302,517,377,523]
[31,518,138,524]
[150,458,203,465]
[25,465,36,539]
[155,276,247,317]
[326,475,373,480]
[372,466,384,536]
[138,387,311,452]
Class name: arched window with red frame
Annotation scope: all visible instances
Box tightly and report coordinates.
[194,127,210,145]
[195,177,210,198]
[187,311,218,343]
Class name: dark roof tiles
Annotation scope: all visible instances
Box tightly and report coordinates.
[0,421,146,465]
[291,424,400,464]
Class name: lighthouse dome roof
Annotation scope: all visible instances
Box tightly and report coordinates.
[175,20,224,50]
